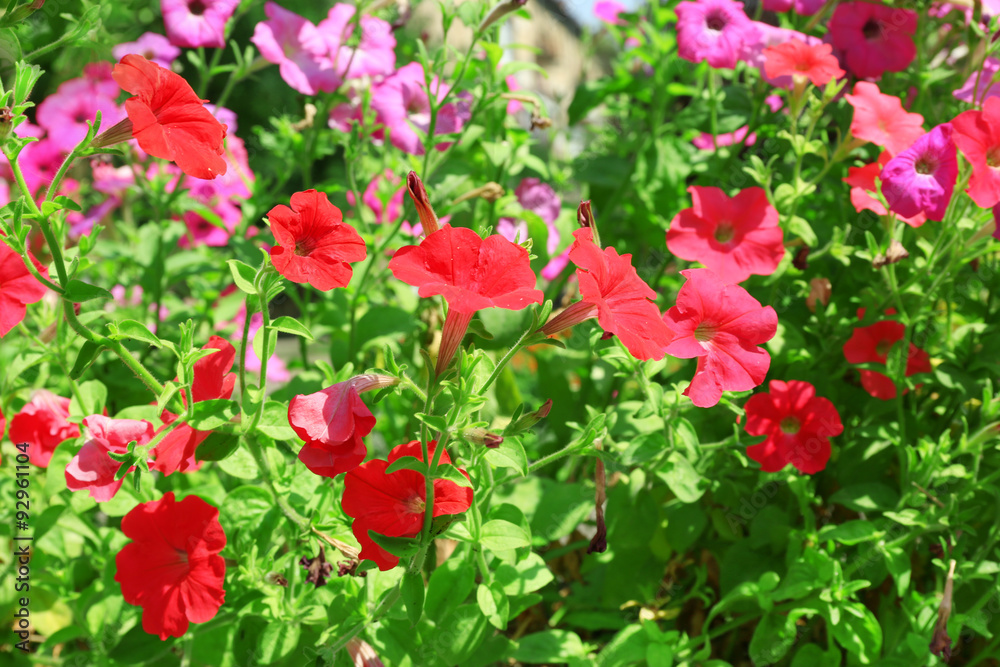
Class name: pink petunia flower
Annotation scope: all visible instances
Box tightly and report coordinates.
[370,62,472,156]
[497,178,562,256]
[228,303,291,384]
[675,0,759,70]
[65,415,155,502]
[161,0,240,49]
[113,32,182,68]
[36,78,124,153]
[595,0,627,25]
[667,186,784,284]
[692,126,756,150]
[844,81,925,157]
[317,4,396,80]
[842,152,926,227]
[828,2,917,79]
[880,124,958,223]
[251,2,342,95]
[954,56,1000,106]
[662,268,777,408]
[952,97,1000,208]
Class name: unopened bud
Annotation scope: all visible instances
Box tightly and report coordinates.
[351,374,400,394]
[451,182,504,205]
[347,637,385,667]
[530,113,552,131]
[509,399,553,433]
[464,427,503,448]
[2,0,44,26]
[0,107,13,141]
[407,171,440,236]
[478,0,528,33]
[264,571,288,587]
[577,200,601,248]
[872,239,908,269]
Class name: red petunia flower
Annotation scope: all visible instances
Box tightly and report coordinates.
[342,441,474,571]
[843,318,931,400]
[842,151,927,227]
[115,492,226,640]
[9,389,81,468]
[267,189,367,291]
[389,224,543,372]
[288,375,396,478]
[0,238,49,338]
[95,55,228,180]
[662,269,778,408]
[844,82,925,157]
[744,379,843,474]
[762,39,844,87]
[541,227,672,360]
[828,2,917,80]
[666,186,784,285]
[952,96,1000,209]
[152,336,237,475]
[65,415,155,501]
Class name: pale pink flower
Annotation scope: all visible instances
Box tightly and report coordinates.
[318,4,396,79]
[161,0,240,49]
[36,79,124,152]
[113,32,181,68]
[251,2,340,95]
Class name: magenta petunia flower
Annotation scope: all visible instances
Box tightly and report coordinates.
[692,125,756,150]
[370,62,472,155]
[317,4,396,80]
[595,0,627,25]
[761,0,824,13]
[251,2,341,95]
[675,0,759,70]
[161,0,240,49]
[113,32,181,68]
[36,78,124,152]
[880,124,958,222]
[828,2,917,79]
[954,57,1000,106]
[662,269,777,408]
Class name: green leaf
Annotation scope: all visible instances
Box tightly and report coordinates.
[657,452,706,503]
[268,315,314,340]
[749,612,796,666]
[156,382,180,415]
[385,455,429,476]
[69,379,107,417]
[477,581,510,629]
[480,519,531,552]
[257,621,300,664]
[187,399,239,430]
[113,319,162,347]
[436,463,473,488]
[831,602,882,662]
[819,520,881,546]
[415,412,449,433]
[787,215,818,247]
[196,431,241,462]
[368,531,421,558]
[227,259,257,294]
[256,401,296,440]
[70,341,103,379]
[486,437,528,476]
[512,630,587,663]
[790,644,841,667]
[830,483,899,512]
[434,604,490,665]
[218,442,259,479]
[63,279,113,303]
[402,571,426,626]
[883,546,911,597]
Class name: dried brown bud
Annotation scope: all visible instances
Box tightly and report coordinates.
[264,571,288,587]
[873,239,909,269]
[806,278,832,313]
[792,246,810,270]
[588,444,607,554]
[929,560,956,661]
[300,546,334,587]
[530,113,553,131]
[478,0,528,33]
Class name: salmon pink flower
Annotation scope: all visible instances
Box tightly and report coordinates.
[267,190,367,291]
[880,124,958,222]
[0,238,49,337]
[152,336,237,475]
[828,2,917,79]
[288,375,396,478]
[94,55,228,180]
[744,380,843,474]
[675,0,759,70]
[952,97,1000,208]
[740,23,821,89]
[667,186,784,285]
[763,39,844,87]
[390,224,543,372]
[9,390,81,468]
[843,318,931,400]
[342,441,473,571]
[843,152,926,227]
[66,415,155,502]
[161,0,239,49]
[844,82,925,157]
[541,227,672,360]
[662,269,778,408]
[115,492,226,639]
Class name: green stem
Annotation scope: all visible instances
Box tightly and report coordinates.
[245,433,309,530]
[327,583,402,655]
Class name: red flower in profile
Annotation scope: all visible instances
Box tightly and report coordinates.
[65,415,155,501]
[828,2,916,79]
[115,492,226,640]
[96,55,228,179]
[666,186,784,285]
[844,82,925,157]
[152,336,236,475]
[744,380,843,474]
[763,39,844,87]
[389,224,543,372]
[0,238,49,338]
[9,389,81,468]
[662,269,778,408]
[952,97,1000,208]
[267,190,367,291]
[843,318,931,400]
[541,227,671,360]
[842,152,927,227]
[288,375,396,478]
[342,441,473,571]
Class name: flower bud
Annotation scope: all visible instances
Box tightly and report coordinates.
[0,107,13,142]
[264,571,288,587]
[509,399,552,433]
[406,171,440,236]
[478,0,528,33]
[347,637,385,667]
[351,373,401,394]
[463,427,503,448]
